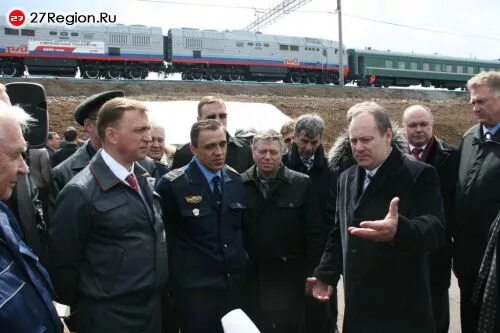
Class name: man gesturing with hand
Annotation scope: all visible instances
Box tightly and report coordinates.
[307,102,445,333]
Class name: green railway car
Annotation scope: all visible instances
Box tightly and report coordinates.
[347,48,500,89]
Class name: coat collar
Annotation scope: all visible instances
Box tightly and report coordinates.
[241,164,291,184]
[89,150,150,192]
[286,142,328,170]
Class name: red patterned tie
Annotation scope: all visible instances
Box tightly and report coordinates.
[412,147,423,161]
[126,174,140,194]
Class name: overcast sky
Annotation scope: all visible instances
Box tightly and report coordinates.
[3,0,500,59]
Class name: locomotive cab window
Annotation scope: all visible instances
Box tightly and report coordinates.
[264,43,269,47]
[423,63,430,71]
[290,45,299,51]
[5,28,19,35]
[279,44,289,51]
[385,60,393,68]
[71,32,79,37]
[248,42,254,46]
[49,31,57,36]
[21,29,35,36]
[60,32,68,36]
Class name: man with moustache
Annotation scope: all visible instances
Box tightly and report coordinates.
[48,98,168,333]
[156,120,247,333]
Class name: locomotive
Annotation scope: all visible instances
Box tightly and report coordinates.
[1,15,499,88]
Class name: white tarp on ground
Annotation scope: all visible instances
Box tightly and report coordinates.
[144,101,291,145]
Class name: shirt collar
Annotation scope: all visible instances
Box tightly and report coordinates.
[483,123,500,136]
[365,147,392,177]
[101,149,134,182]
[408,143,427,152]
[194,157,222,184]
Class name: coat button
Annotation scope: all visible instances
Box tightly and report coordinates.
[288,203,294,207]
[351,249,358,254]
[224,244,228,248]
[227,273,231,278]
[281,256,287,262]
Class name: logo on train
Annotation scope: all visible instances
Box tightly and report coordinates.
[7,9,26,27]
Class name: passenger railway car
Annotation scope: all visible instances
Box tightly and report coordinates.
[0,16,164,78]
[347,48,500,89]
[165,28,347,83]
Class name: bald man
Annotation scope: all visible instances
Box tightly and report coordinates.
[402,105,459,333]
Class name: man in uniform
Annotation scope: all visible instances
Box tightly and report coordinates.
[48,98,168,333]
[156,120,248,333]
[402,104,459,333]
[171,96,253,172]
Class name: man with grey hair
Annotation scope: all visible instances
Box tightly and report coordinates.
[241,129,322,332]
[0,101,62,332]
[402,104,459,333]
[454,71,500,333]
[308,102,445,333]
[282,113,336,332]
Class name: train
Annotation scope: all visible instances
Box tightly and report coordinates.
[1,16,500,88]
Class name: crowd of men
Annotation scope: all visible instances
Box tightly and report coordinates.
[0,70,499,333]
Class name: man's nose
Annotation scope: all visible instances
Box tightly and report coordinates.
[18,158,28,175]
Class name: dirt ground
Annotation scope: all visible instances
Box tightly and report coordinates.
[1,78,474,149]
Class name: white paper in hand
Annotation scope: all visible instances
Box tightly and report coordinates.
[221,309,260,333]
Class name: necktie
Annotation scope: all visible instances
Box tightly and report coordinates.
[363,173,372,192]
[302,158,313,171]
[212,175,222,203]
[412,147,423,161]
[126,174,140,194]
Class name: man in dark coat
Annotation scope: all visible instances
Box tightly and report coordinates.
[48,98,168,333]
[0,102,62,333]
[156,120,248,333]
[49,90,124,214]
[308,102,445,333]
[51,126,79,167]
[45,131,60,160]
[282,113,336,332]
[241,129,323,332]
[171,96,253,172]
[454,71,500,333]
[402,104,459,333]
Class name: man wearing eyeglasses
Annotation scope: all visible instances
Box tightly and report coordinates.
[171,96,253,173]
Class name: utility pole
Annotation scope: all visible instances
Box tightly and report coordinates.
[337,0,344,87]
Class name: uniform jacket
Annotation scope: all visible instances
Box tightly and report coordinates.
[314,146,445,333]
[48,151,168,331]
[156,159,248,290]
[29,148,52,189]
[454,124,500,287]
[51,143,79,167]
[171,132,253,173]
[241,165,323,312]
[0,202,62,333]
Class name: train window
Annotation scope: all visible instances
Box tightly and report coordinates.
[193,50,201,58]
[385,60,393,68]
[248,42,254,46]
[423,63,430,71]
[49,31,57,36]
[21,29,35,36]
[468,66,474,74]
[108,47,120,56]
[256,43,261,47]
[236,42,244,47]
[398,61,405,69]
[71,32,79,37]
[60,32,68,36]
[456,66,463,73]
[334,48,338,54]
[446,65,452,72]
[410,62,417,70]
[264,43,269,47]
[290,45,299,51]
[434,64,441,72]
[5,28,19,35]
[279,44,289,51]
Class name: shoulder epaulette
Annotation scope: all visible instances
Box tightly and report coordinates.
[164,168,185,181]
[225,164,240,175]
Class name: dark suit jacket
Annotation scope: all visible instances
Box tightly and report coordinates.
[241,165,323,314]
[314,147,445,333]
[171,132,253,173]
[48,151,168,333]
[156,160,248,290]
[52,143,79,167]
